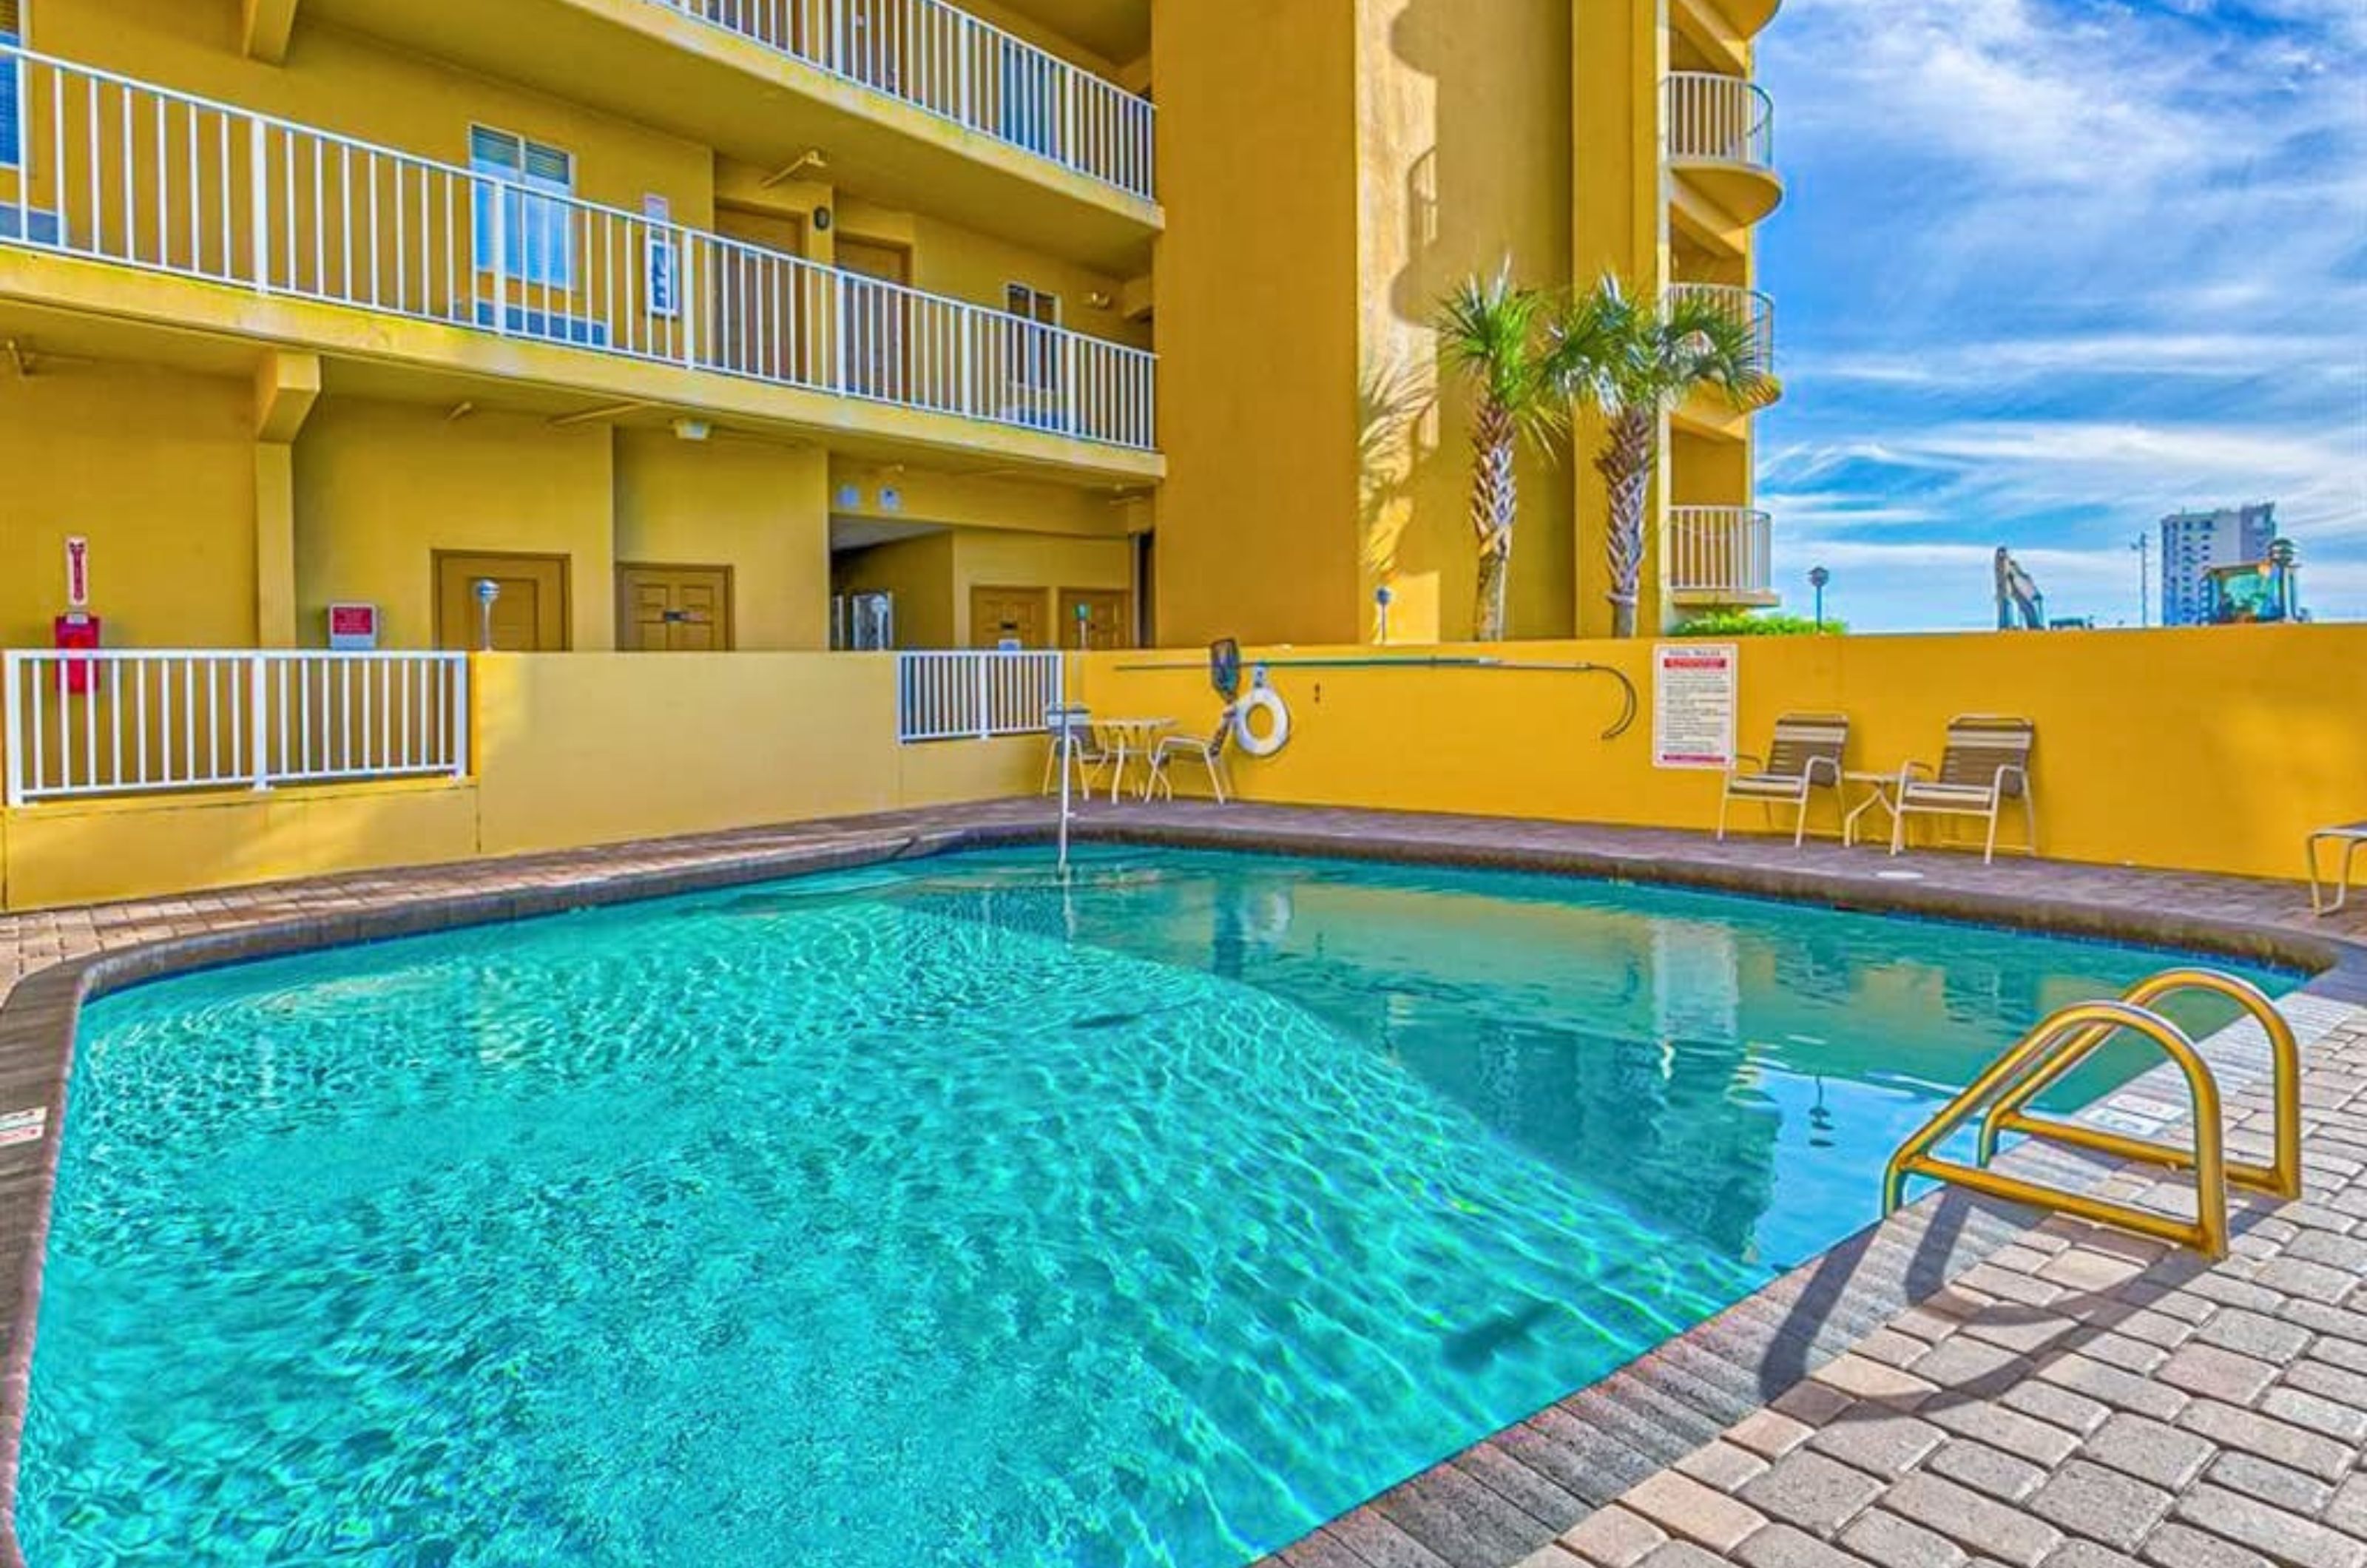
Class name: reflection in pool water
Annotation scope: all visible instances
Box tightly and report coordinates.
[22,848,2289,1567]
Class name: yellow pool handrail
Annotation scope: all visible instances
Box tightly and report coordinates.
[1973,968,2300,1204]
[1880,997,2232,1258]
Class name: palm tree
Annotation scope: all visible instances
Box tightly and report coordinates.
[1558,277,1776,638]
[1435,267,1581,642]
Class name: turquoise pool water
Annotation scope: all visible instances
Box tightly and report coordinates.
[23,848,2292,1567]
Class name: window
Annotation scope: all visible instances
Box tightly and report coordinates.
[1,0,23,172]
[470,126,574,288]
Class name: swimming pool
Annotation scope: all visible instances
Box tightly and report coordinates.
[21,847,2292,1566]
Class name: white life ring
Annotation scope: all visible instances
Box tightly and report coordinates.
[1233,685,1291,758]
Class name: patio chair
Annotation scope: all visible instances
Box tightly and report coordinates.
[1890,714,2037,864]
[1147,708,1236,804]
[1717,712,1849,848]
[1040,708,1112,796]
[2307,822,2367,916]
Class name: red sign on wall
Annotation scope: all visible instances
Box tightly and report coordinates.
[328,602,380,650]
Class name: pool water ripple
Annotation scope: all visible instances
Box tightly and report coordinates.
[21,848,2290,1566]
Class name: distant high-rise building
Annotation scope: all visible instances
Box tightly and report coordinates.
[2161,504,2277,626]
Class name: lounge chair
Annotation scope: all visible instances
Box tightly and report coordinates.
[1717,713,1849,848]
[1147,708,1235,804]
[2308,822,2367,915]
[1041,708,1112,796]
[1890,714,2037,864]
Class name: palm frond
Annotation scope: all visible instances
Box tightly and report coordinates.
[1434,264,1570,448]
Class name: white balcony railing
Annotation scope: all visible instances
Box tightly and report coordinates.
[2,650,470,805]
[647,0,1155,203]
[896,650,1064,742]
[1668,283,1774,374]
[1666,72,1775,170]
[0,47,1157,452]
[1669,507,1774,599]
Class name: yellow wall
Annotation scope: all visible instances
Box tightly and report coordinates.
[953,531,1133,646]
[1356,0,1576,646]
[469,652,1040,854]
[1573,0,1672,638]
[0,359,257,647]
[0,653,1046,908]
[295,399,617,650]
[1154,0,1590,649]
[1151,0,1362,649]
[0,778,480,910]
[828,527,1134,647]
[614,430,831,650]
[829,462,1129,538]
[1076,626,2367,883]
[832,533,958,649]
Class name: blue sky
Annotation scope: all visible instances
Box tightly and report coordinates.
[1753,0,2367,629]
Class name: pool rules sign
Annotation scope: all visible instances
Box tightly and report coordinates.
[1652,643,1738,769]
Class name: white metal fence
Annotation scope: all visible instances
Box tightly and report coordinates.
[1666,72,1775,169]
[2,650,470,805]
[896,651,1064,742]
[646,0,1155,202]
[1669,507,1775,599]
[0,46,1157,451]
[1668,283,1774,373]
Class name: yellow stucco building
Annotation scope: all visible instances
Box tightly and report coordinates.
[0,0,1777,658]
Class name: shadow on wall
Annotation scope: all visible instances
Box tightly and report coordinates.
[1363,0,1578,642]
[1358,349,1436,634]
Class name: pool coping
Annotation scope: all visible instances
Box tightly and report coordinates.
[0,797,2362,1567]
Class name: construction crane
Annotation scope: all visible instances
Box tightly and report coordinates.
[1994,547,2046,630]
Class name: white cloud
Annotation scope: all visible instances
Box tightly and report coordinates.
[1755,0,2367,629]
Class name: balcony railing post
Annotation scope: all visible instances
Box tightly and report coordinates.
[249,654,271,790]
[451,655,471,780]
[679,227,698,367]
[247,115,270,293]
[487,181,508,337]
[974,654,992,740]
[2,652,23,809]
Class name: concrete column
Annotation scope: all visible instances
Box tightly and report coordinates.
[252,351,320,648]
[1573,0,1671,639]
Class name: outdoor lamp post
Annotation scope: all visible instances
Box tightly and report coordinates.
[1808,566,1830,631]
[1374,584,1394,643]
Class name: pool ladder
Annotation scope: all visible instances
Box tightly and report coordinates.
[1881,969,2301,1260]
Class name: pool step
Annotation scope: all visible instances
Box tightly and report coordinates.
[1881,968,2302,1260]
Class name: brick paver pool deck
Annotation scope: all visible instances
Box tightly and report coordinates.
[1,797,2362,1568]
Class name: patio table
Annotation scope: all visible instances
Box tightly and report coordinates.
[1841,768,1905,848]
[1094,717,1175,802]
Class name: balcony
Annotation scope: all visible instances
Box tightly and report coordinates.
[1668,506,1777,607]
[1670,0,1782,75]
[639,0,1153,202]
[1665,72,1783,243]
[300,0,1159,270]
[1668,282,1777,435]
[0,47,1156,464]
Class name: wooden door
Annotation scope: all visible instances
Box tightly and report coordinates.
[970,585,1048,649]
[837,237,911,402]
[434,552,570,651]
[1057,589,1132,650]
[715,206,809,382]
[618,564,734,652]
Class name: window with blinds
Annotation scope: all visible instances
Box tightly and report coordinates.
[1,0,23,172]
[469,124,575,288]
